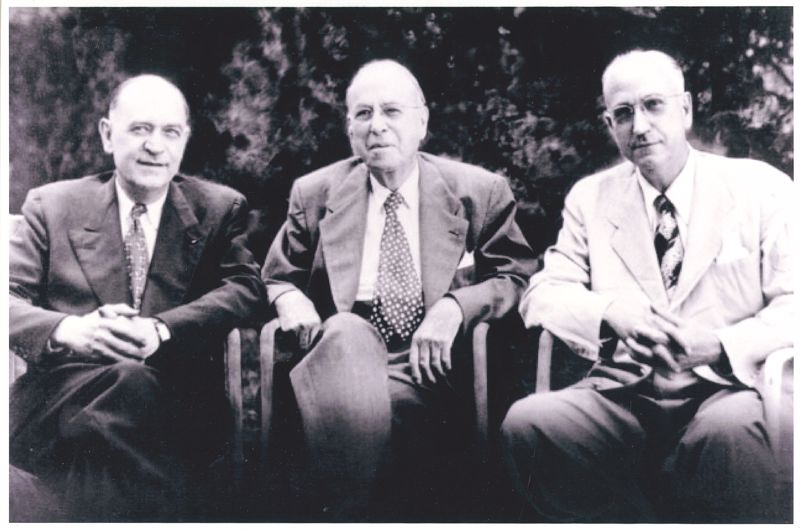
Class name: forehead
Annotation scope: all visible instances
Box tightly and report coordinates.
[112,81,189,124]
[603,59,682,106]
[347,67,420,108]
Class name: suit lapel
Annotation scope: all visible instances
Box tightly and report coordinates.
[319,164,370,313]
[418,157,469,311]
[608,166,669,307]
[68,174,130,306]
[669,154,731,308]
[140,178,208,316]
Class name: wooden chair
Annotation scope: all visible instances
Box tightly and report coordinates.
[224,319,492,484]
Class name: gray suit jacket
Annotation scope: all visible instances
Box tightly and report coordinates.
[263,152,536,332]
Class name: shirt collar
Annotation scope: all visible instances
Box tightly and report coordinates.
[114,173,169,223]
[368,160,420,210]
[635,146,695,226]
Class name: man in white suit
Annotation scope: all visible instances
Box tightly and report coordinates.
[502,49,793,522]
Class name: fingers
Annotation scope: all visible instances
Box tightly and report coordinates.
[102,318,147,348]
[99,303,140,319]
[651,343,682,372]
[625,337,653,364]
[409,341,422,384]
[94,328,146,359]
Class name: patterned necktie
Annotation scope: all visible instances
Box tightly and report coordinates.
[654,194,684,297]
[370,191,425,345]
[124,203,149,310]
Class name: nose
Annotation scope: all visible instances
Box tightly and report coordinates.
[631,105,651,135]
[368,110,388,133]
[142,134,165,154]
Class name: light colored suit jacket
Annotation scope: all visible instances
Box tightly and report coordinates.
[263,152,536,332]
[520,149,793,387]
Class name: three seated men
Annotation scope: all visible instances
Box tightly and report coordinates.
[10,51,792,522]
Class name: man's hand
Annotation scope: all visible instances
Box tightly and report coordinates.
[647,305,723,370]
[274,290,322,350]
[602,298,651,342]
[49,304,148,363]
[410,297,464,385]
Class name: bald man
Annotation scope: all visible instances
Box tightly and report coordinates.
[263,59,535,520]
[10,74,266,521]
[503,50,793,522]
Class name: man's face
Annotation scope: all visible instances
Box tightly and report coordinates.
[603,59,692,177]
[99,79,190,199]
[346,66,428,175]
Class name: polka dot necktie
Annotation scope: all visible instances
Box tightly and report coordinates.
[654,194,683,297]
[124,203,149,310]
[370,191,425,345]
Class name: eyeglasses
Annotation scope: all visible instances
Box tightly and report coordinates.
[350,103,425,123]
[606,93,684,126]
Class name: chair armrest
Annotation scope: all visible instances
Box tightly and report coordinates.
[758,348,793,476]
[225,328,246,472]
[472,322,490,457]
[259,319,281,465]
[535,329,554,393]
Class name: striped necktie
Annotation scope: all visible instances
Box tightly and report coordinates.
[124,203,149,310]
[654,194,683,297]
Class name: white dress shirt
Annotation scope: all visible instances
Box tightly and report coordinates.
[356,163,421,301]
[115,176,168,261]
[635,146,695,246]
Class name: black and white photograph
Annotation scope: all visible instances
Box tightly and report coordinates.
[4,3,794,523]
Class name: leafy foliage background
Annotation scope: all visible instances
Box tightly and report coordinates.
[9,7,793,261]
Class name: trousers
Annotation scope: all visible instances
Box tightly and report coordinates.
[500,381,781,522]
[288,312,473,521]
[10,358,229,521]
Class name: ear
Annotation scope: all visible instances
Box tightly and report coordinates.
[98,118,113,154]
[681,91,693,131]
[419,105,430,140]
[602,110,615,132]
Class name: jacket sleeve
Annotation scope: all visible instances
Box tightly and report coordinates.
[447,177,537,331]
[154,196,268,349]
[518,180,615,360]
[261,181,312,305]
[9,190,71,363]
[715,165,794,386]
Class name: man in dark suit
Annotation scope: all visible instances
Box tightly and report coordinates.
[10,74,266,521]
[503,50,792,522]
[263,59,536,520]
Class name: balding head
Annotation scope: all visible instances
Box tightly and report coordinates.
[602,50,685,104]
[109,74,190,124]
[346,59,426,110]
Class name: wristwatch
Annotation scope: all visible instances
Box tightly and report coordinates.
[153,319,172,344]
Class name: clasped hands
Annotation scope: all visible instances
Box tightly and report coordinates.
[49,304,161,363]
[603,300,723,373]
[275,291,464,385]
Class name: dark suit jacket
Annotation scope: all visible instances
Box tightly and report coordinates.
[10,171,267,370]
[263,152,536,333]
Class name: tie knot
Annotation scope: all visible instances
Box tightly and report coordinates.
[654,194,674,214]
[131,203,147,219]
[384,192,405,213]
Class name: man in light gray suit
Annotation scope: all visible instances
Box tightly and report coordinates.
[263,59,535,520]
[503,49,793,522]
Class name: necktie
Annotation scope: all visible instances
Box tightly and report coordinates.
[654,194,683,297]
[370,192,425,345]
[124,203,149,310]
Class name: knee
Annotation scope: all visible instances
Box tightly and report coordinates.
[105,362,161,399]
[501,395,544,445]
[683,392,767,450]
[320,312,383,348]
